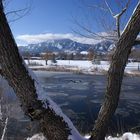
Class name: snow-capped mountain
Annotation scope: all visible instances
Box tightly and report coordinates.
[18,39,113,55]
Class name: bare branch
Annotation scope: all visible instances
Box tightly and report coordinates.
[105,0,131,19]
[6,7,28,16]
[88,4,108,12]
[73,0,131,41]
[115,0,131,18]
[3,0,32,23]
[105,0,131,38]
[2,0,12,9]
[6,6,31,23]
[73,18,118,41]
[105,0,115,17]
[1,118,8,140]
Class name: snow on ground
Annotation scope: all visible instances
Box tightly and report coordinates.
[27,132,140,140]
[24,60,140,75]
[105,132,140,140]
[27,133,47,140]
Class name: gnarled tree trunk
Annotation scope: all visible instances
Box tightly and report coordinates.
[90,2,140,140]
[0,3,84,140]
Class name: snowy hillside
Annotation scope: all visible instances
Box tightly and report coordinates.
[18,39,113,55]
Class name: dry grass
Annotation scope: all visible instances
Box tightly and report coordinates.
[124,70,140,77]
[31,66,83,74]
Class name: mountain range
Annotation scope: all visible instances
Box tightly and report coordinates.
[18,38,139,55]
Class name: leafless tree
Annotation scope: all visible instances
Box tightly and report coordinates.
[0,1,140,140]
[88,48,94,61]
[73,0,140,43]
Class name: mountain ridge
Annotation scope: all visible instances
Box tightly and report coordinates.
[18,38,114,55]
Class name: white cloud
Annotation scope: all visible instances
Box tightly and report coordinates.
[16,33,103,45]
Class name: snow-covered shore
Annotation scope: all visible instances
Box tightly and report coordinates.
[27,132,140,140]
[25,60,140,76]
[106,132,140,140]
[1,60,140,140]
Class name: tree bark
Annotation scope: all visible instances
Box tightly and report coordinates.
[0,3,82,140]
[1,1,140,140]
[90,2,140,140]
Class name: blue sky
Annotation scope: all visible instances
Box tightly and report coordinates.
[5,0,139,45]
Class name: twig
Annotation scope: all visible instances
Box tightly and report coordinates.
[1,117,8,140]
[105,0,115,17]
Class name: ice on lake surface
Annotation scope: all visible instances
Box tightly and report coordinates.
[1,71,140,139]
[34,71,140,134]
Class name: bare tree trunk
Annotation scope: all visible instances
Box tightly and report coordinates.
[0,3,83,140]
[90,2,140,140]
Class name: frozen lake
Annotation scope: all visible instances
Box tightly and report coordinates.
[2,71,140,139]
[34,71,140,135]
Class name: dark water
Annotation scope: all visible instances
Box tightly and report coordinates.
[0,76,38,140]
[35,71,140,135]
[2,71,140,139]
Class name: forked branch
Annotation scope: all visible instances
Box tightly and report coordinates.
[105,0,131,38]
